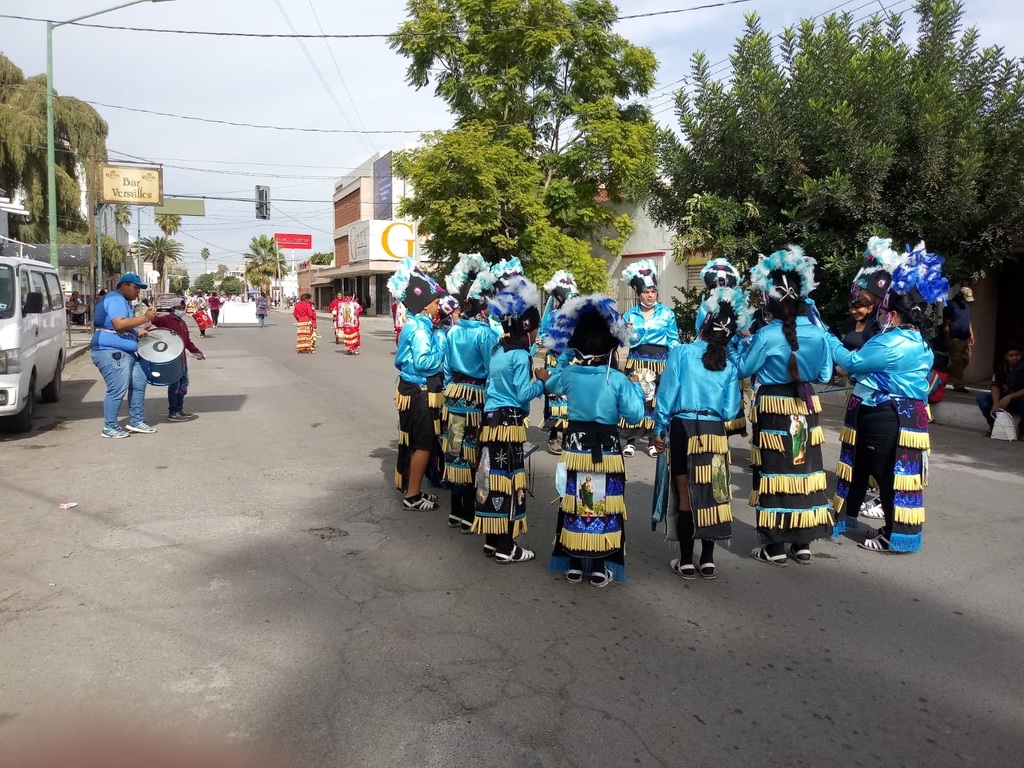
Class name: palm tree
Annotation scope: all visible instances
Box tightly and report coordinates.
[139,235,183,292]
[154,213,181,237]
[243,234,288,294]
[200,247,210,274]
[114,204,131,227]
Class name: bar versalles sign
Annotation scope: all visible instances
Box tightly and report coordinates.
[99,164,163,205]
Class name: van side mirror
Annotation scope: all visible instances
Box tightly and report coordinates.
[23,291,45,315]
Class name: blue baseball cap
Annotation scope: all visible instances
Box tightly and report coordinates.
[116,272,148,288]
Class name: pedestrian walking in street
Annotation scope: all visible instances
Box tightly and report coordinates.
[329,291,345,345]
[389,260,447,510]
[828,242,949,553]
[441,255,500,532]
[653,286,751,581]
[255,292,269,327]
[151,297,206,422]
[539,270,578,455]
[619,260,680,458]
[472,275,547,563]
[942,285,974,391]
[208,291,224,328]
[293,294,318,354]
[90,273,157,438]
[738,246,834,566]
[188,291,211,338]
[976,343,1024,438]
[542,294,644,586]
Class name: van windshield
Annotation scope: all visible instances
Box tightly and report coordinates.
[0,265,13,319]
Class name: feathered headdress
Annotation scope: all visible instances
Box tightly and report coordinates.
[542,294,631,355]
[468,269,497,300]
[749,245,817,300]
[700,258,740,290]
[621,259,658,294]
[387,257,446,315]
[889,241,949,304]
[490,257,525,291]
[438,294,460,317]
[488,275,542,333]
[445,253,490,298]
[851,237,899,300]
[699,286,753,339]
[544,270,578,301]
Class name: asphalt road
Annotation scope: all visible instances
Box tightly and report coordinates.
[2,314,1023,768]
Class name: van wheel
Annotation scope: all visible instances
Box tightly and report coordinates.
[5,373,36,433]
[41,356,63,403]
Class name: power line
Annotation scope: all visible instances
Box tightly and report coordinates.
[85,99,432,134]
[0,1,755,38]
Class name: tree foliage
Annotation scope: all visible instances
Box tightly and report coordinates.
[139,236,183,290]
[169,275,190,294]
[192,272,216,293]
[154,214,182,237]
[0,53,108,243]
[310,251,334,266]
[219,275,244,296]
[649,0,1024,326]
[243,234,289,293]
[389,0,658,291]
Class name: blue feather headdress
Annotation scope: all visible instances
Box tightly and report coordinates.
[468,270,497,300]
[445,253,490,296]
[542,294,630,354]
[621,259,658,293]
[750,245,817,299]
[490,257,525,290]
[386,257,445,314]
[488,275,541,323]
[889,241,949,304]
[699,286,753,337]
[700,258,740,290]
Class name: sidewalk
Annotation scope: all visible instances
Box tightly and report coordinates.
[819,382,989,432]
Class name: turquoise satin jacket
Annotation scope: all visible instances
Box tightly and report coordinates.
[737,317,833,385]
[484,342,545,414]
[654,341,742,437]
[395,314,443,385]
[444,318,500,384]
[828,327,933,404]
[624,303,681,349]
[545,361,645,426]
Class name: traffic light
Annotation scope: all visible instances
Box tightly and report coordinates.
[256,185,270,220]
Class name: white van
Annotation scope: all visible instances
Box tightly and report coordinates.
[0,256,68,433]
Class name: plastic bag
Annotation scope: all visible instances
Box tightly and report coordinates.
[991,410,1018,442]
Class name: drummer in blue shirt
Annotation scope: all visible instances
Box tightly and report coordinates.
[90,273,157,438]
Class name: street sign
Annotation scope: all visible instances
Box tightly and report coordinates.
[99,164,163,205]
[274,233,312,249]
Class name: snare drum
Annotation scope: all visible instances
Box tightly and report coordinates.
[137,328,185,386]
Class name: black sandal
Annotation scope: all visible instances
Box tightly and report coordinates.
[750,546,787,567]
[698,562,717,580]
[786,544,812,565]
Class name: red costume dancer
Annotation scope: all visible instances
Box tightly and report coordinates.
[336,294,363,354]
[293,293,318,353]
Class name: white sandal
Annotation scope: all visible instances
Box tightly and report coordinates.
[750,546,788,567]
[859,533,891,552]
[670,558,696,580]
[495,545,535,564]
[589,569,613,588]
[622,444,636,458]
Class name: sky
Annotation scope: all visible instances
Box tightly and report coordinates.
[1,0,1021,276]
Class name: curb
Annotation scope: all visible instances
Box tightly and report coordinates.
[67,344,90,365]
[819,387,985,432]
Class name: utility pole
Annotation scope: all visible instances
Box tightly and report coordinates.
[87,153,96,304]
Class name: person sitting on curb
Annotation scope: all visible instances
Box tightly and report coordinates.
[151,297,206,422]
[977,343,1024,439]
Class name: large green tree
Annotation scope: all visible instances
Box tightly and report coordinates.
[649,0,1024,325]
[0,53,108,243]
[219,275,244,296]
[243,234,289,293]
[192,272,216,293]
[389,0,658,291]
[139,235,183,292]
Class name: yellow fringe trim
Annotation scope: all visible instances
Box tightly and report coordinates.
[758,472,827,495]
[561,495,627,516]
[626,358,666,373]
[691,463,713,485]
[480,424,527,443]
[758,395,821,416]
[898,429,930,450]
[894,505,926,526]
[470,517,529,537]
[832,494,845,514]
[394,391,412,411]
[835,461,853,482]
[561,451,626,474]
[757,507,833,530]
[839,426,857,445]
[749,405,758,422]
[550,404,568,416]
[893,474,923,491]
[557,529,622,553]
[433,419,442,436]
[759,432,786,452]
[810,426,824,446]
[748,490,760,506]
[488,471,528,496]
[443,466,474,485]
[398,430,409,447]
[443,382,485,403]
[443,407,481,427]
[428,391,445,409]
[393,469,403,490]
[687,433,730,455]
[696,503,733,528]
[750,446,762,466]
[724,416,746,432]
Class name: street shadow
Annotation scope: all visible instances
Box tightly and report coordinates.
[0,380,95,442]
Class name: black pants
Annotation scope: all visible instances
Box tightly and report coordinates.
[211,309,220,326]
[844,403,900,538]
[676,510,716,563]
[486,532,515,556]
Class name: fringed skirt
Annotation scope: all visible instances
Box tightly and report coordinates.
[472,407,528,538]
[749,383,833,546]
[442,373,486,490]
[551,421,628,581]
[543,352,569,431]
[341,323,361,352]
[619,343,669,435]
[670,417,733,541]
[296,321,316,353]
[833,395,928,552]
[394,377,444,492]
